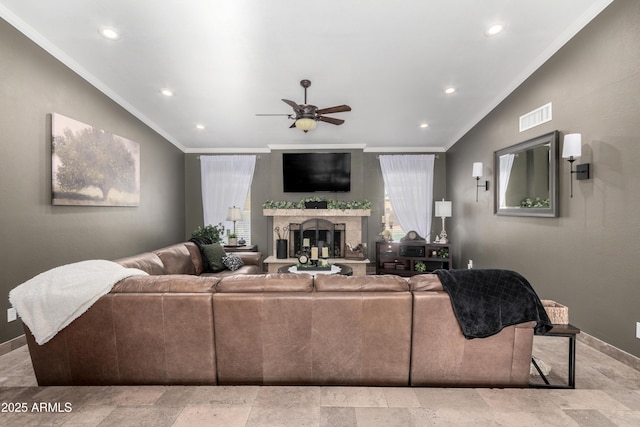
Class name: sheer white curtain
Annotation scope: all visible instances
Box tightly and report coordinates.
[499,153,515,208]
[379,155,435,241]
[200,155,256,227]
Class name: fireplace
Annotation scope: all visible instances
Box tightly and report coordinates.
[288,219,346,258]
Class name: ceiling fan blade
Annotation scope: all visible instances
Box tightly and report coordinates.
[318,116,345,126]
[282,99,302,113]
[316,104,351,115]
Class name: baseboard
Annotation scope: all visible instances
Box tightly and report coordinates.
[0,334,26,357]
[578,332,640,372]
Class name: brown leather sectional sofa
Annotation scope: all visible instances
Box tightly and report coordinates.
[24,242,535,387]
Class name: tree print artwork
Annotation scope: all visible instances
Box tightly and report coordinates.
[52,113,140,206]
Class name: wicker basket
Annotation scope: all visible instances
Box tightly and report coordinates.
[541,300,568,324]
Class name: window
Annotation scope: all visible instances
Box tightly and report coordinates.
[228,190,251,245]
[384,190,406,241]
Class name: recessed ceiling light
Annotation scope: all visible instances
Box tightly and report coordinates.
[99,27,120,40]
[196,124,205,130]
[160,89,174,97]
[444,87,456,95]
[420,123,429,128]
[485,24,503,36]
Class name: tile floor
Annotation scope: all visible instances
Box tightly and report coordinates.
[0,336,639,426]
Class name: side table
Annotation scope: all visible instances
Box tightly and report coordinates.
[224,245,258,253]
[531,323,580,389]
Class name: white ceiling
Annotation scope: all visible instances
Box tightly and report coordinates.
[0,0,612,153]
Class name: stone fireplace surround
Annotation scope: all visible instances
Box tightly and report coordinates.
[263,208,371,276]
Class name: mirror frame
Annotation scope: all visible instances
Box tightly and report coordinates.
[494,130,559,217]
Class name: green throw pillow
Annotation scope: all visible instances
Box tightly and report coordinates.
[202,243,226,272]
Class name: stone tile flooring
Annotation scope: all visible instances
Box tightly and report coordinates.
[0,336,638,426]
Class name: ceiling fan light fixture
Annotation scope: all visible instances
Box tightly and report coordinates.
[295,117,317,132]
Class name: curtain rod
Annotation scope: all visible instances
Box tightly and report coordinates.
[197,155,262,159]
[376,154,439,159]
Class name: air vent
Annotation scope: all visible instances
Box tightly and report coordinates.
[519,102,552,132]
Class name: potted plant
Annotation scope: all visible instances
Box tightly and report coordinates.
[415,261,427,273]
[191,223,225,243]
[228,233,238,246]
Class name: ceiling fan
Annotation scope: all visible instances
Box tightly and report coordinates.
[257,79,351,132]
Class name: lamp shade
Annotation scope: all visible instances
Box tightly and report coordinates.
[226,206,243,221]
[435,199,452,218]
[295,118,317,131]
[562,133,582,158]
[472,162,483,178]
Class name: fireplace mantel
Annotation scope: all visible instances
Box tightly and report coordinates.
[263,209,371,218]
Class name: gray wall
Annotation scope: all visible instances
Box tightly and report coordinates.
[446,0,640,357]
[0,18,185,343]
[184,150,446,262]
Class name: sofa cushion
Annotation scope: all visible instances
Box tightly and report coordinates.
[408,274,443,291]
[154,244,197,275]
[111,275,220,293]
[114,252,165,275]
[217,273,313,293]
[314,274,409,292]
[202,243,227,272]
[222,254,244,271]
[184,242,205,275]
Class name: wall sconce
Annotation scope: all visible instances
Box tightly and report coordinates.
[434,199,452,244]
[226,206,243,234]
[472,162,489,202]
[562,133,590,198]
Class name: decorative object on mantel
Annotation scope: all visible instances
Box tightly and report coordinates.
[434,199,452,244]
[305,200,328,209]
[262,197,371,211]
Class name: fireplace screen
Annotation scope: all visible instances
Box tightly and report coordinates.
[289,219,346,258]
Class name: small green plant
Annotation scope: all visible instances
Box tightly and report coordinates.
[191,223,225,243]
[415,262,427,273]
[262,197,372,211]
[437,248,449,259]
[228,233,237,238]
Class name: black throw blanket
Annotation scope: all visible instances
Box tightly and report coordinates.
[435,269,552,339]
[188,236,214,271]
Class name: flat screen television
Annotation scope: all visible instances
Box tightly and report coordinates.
[283,152,351,192]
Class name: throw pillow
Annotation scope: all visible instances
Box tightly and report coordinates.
[202,243,227,272]
[222,254,244,271]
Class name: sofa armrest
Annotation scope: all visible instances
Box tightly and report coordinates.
[233,252,263,268]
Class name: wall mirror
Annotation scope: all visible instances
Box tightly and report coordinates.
[494,130,558,217]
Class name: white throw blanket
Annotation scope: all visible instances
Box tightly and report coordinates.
[9,260,148,345]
